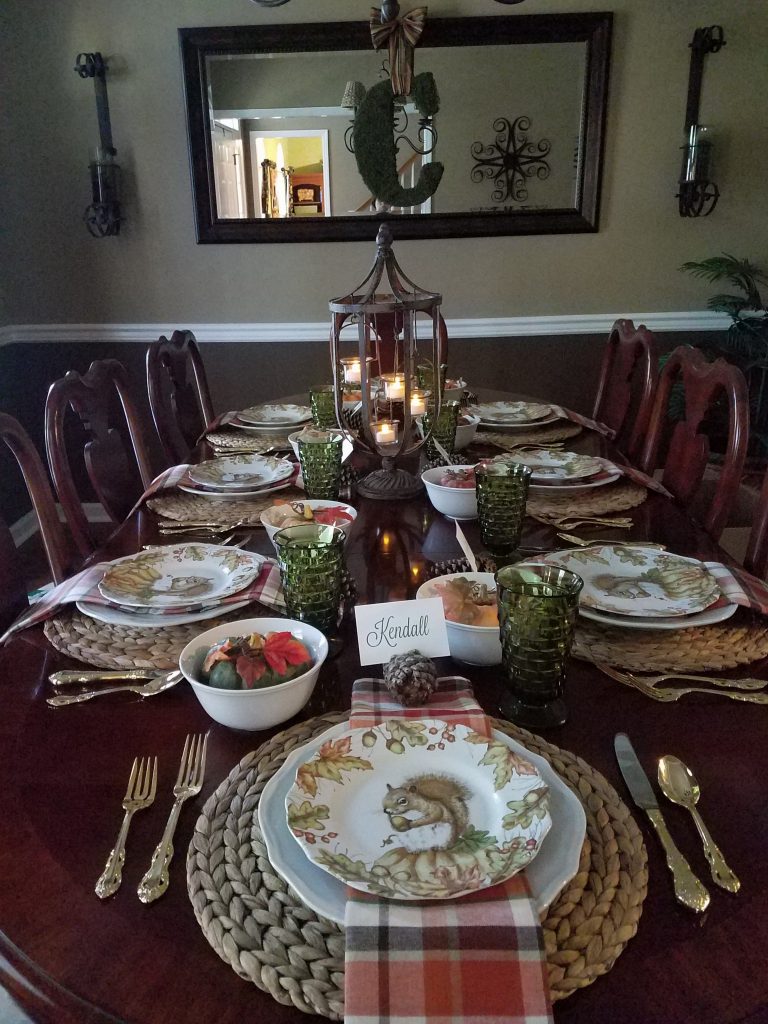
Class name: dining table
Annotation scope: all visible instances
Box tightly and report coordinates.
[2,392,768,1024]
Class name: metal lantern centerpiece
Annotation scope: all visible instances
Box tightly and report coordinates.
[329,224,444,499]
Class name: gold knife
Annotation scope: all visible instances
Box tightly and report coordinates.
[50,669,158,688]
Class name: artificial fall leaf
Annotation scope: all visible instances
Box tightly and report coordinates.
[263,631,311,675]
[236,653,266,689]
[478,740,538,790]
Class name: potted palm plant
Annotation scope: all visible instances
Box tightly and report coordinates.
[680,253,768,454]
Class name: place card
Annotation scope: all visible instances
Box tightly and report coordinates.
[354,598,450,666]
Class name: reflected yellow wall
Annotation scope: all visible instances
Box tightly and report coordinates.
[0,0,767,325]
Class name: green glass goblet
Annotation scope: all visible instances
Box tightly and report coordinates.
[423,400,460,462]
[273,524,345,634]
[496,564,584,729]
[298,433,343,499]
[310,385,338,428]
[416,362,447,398]
[475,461,531,562]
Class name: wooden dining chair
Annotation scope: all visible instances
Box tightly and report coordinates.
[744,467,768,579]
[639,345,749,540]
[45,359,154,559]
[592,319,658,462]
[146,330,215,463]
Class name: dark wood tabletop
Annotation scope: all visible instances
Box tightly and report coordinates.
[2,418,768,1024]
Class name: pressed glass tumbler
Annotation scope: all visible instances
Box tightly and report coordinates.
[496,564,583,728]
[423,400,460,460]
[475,461,531,561]
[310,385,337,428]
[298,434,343,499]
[273,524,345,634]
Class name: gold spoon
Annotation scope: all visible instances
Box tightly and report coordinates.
[657,755,740,893]
[46,671,182,707]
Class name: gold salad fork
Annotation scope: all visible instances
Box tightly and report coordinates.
[598,664,768,704]
[137,733,209,904]
[95,756,158,899]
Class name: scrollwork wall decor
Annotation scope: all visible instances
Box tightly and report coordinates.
[471,116,551,204]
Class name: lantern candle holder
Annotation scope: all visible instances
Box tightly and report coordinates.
[329,224,446,500]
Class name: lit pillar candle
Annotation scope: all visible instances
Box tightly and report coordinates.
[341,357,362,384]
[383,373,405,401]
[373,420,398,447]
[410,389,428,416]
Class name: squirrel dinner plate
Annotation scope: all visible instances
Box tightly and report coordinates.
[284,720,553,901]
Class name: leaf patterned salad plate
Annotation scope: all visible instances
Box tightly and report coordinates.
[237,403,312,427]
[502,450,604,482]
[188,454,294,492]
[98,544,263,609]
[472,401,559,428]
[285,720,553,901]
[540,545,723,618]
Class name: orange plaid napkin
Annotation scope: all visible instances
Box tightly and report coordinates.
[344,678,553,1024]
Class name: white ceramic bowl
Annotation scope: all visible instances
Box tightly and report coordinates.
[454,413,481,450]
[260,499,357,550]
[421,465,478,520]
[179,617,328,730]
[417,572,501,666]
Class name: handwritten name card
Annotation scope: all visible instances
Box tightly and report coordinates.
[354,598,450,666]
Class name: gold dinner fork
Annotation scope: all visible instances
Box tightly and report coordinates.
[95,756,158,899]
[598,663,768,704]
[137,733,209,904]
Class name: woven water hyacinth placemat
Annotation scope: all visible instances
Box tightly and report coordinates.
[186,711,647,1018]
[147,488,305,526]
[574,611,768,672]
[527,480,647,522]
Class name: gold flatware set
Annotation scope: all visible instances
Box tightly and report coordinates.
[96,733,208,902]
[615,734,739,913]
[598,663,768,704]
[47,670,182,707]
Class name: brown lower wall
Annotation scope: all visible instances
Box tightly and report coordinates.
[0,330,707,526]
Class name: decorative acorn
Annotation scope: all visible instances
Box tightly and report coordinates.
[383,650,438,707]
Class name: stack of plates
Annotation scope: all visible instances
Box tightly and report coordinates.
[472,401,561,429]
[77,543,266,627]
[229,404,312,433]
[256,718,586,918]
[538,544,737,630]
[179,454,295,500]
[495,451,621,493]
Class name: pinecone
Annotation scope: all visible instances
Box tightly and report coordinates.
[383,650,438,707]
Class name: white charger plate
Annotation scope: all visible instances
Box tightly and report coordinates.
[258,721,586,918]
[76,597,252,628]
[579,596,737,631]
[178,479,293,500]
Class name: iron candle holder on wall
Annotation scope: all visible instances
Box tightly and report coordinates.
[329,224,445,500]
[74,52,122,237]
[676,26,725,218]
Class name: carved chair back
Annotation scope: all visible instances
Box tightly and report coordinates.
[45,360,154,558]
[0,412,73,587]
[640,345,749,539]
[146,331,215,463]
[592,319,659,462]
[745,467,768,580]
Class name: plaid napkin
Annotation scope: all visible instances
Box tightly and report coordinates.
[705,562,768,616]
[0,555,285,645]
[549,404,615,439]
[344,678,553,1024]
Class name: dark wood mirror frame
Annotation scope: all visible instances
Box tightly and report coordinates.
[180,12,612,244]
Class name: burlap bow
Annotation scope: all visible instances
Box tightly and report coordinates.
[370,5,427,97]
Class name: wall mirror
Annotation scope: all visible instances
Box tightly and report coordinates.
[180,13,612,243]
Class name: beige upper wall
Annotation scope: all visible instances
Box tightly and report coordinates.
[0,0,766,326]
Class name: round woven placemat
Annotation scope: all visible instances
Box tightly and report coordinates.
[574,610,768,672]
[206,430,293,453]
[475,421,582,451]
[147,488,305,526]
[186,712,647,1018]
[43,604,276,670]
[527,479,647,521]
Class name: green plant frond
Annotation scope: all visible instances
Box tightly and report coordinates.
[707,293,751,315]
[680,253,766,314]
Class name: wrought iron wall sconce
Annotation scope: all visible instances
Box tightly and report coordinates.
[677,26,725,218]
[74,52,122,237]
